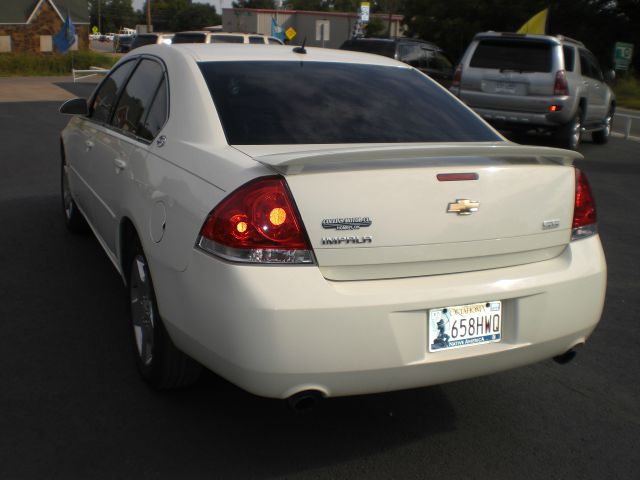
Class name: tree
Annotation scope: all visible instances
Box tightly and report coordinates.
[231,0,276,8]
[145,1,221,32]
[89,0,137,33]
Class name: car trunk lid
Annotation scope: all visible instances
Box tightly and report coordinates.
[235,142,580,281]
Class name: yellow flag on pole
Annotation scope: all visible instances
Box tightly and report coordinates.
[517,8,548,35]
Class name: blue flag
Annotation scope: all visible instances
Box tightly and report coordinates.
[271,17,285,41]
[53,14,76,53]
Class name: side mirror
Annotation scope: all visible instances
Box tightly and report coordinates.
[604,70,616,85]
[59,97,89,115]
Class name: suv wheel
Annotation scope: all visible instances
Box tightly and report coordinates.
[558,108,582,150]
[592,107,613,144]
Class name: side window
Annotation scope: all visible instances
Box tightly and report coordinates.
[138,78,168,141]
[427,51,452,72]
[579,50,592,78]
[563,46,575,72]
[588,54,604,81]
[398,44,421,68]
[111,59,164,139]
[421,48,434,69]
[249,36,264,44]
[90,61,136,123]
[268,37,283,45]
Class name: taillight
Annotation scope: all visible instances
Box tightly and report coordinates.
[571,168,597,241]
[554,70,569,96]
[452,64,462,88]
[197,176,315,264]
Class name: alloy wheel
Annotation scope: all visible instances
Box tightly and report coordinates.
[130,255,155,366]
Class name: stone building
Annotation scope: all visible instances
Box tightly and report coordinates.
[0,0,89,54]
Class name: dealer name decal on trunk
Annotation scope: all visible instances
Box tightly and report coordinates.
[321,217,372,230]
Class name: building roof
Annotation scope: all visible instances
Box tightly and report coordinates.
[0,0,89,25]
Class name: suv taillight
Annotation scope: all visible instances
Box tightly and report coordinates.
[452,64,462,88]
[554,70,569,96]
[197,176,315,264]
[572,168,597,241]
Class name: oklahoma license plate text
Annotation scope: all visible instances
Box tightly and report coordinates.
[428,301,502,352]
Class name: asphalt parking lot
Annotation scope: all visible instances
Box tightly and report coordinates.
[0,81,638,479]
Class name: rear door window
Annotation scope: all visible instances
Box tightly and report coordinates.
[340,40,395,58]
[249,36,264,44]
[211,35,244,43]
[579,50,593,78]
[470,39,552,72]
[111,59,165,140]
[173,33,206,43]
[199,61,499,145]
[398,44,422,68]
[90,60,136,123]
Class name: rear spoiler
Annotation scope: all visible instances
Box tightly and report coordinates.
[247,142,582,175]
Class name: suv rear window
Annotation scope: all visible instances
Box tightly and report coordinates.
[470,39,552,72]
[199,61,499,145]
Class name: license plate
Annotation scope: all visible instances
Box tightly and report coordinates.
[495,81,517,94]
[428,301,502,352]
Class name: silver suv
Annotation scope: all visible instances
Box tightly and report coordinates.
[450,32,615,149]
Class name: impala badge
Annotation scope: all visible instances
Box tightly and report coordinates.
[447,199,480,215]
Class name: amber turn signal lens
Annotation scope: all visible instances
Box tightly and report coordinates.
[269,208,286,226]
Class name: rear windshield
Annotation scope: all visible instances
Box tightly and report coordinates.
[470,39,552,72]
[198,61,499,145]
[173,33,206,44]
[340,40,395,58]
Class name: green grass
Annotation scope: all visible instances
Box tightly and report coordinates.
[0,51,118,76]
[614,74,640,110]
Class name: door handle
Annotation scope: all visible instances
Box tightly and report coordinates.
[113,158,127,172]
[85,139,94,149]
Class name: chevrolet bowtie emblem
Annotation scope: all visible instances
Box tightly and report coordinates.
[447,199,480,215]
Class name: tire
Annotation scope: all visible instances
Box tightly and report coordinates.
[61,155,88,233]
[128,238,202,389]
[592,107,613,144]
[557,108,583,150]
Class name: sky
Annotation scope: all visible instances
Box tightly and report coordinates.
[132,1,234,13]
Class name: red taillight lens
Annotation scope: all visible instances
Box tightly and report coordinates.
[572,168,597,241]
[452,64,462,88]
[554,70,569,96]
[197,176,314,263]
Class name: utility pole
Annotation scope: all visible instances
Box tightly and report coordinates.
[146,0,152,33]
[98,0,101,33]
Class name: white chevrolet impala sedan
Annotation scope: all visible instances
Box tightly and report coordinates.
[59,44,606,403]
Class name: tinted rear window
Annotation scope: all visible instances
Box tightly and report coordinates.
[199,61,499,145]
[470,39,552,72]
[173,33,206,43]
[340,40,395,58]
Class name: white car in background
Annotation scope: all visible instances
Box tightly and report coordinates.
[59,44,606,406]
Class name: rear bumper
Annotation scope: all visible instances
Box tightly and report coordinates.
[474,107,568,129]
[154,235,606,399]
[453,90,576,128]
